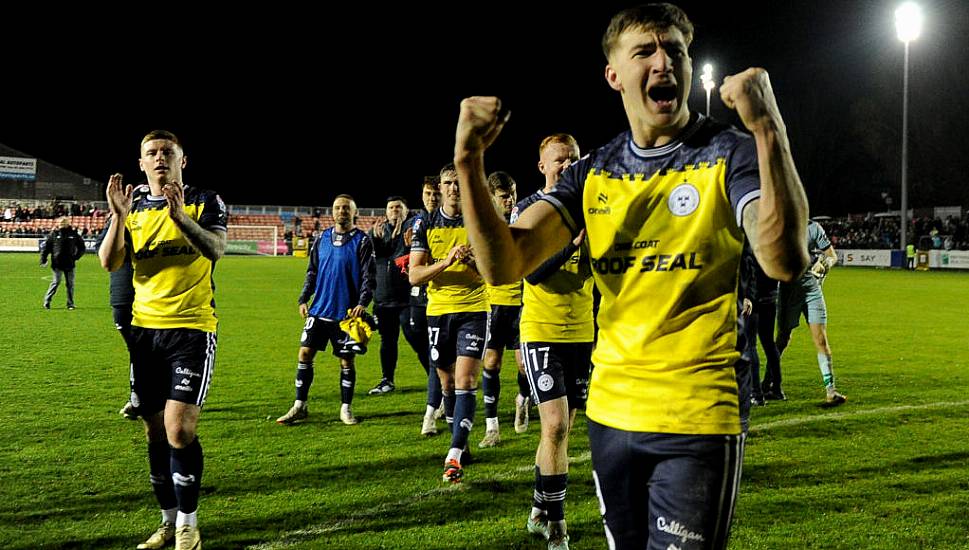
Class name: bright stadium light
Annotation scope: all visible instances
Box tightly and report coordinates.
[895,2,922,253]
[895,2,923,42]
[700,63,715,116]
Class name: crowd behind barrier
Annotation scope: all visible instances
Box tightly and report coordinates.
[4,198,968,251]
[823,212,969,251]
[1,199,380,241]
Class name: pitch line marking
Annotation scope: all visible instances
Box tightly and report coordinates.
[247,451,592,549]
[751,400,969,432]
[252,403,968,548]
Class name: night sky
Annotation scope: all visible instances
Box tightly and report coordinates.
[4,0,969,214]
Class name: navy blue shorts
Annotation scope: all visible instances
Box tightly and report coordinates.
[588,420,745,550]
[426,311,488,371]
[129,327,217,416]
[112,306,134,348]
[520,341,591,409]
[486,304,520,350]
[300,317,359,358]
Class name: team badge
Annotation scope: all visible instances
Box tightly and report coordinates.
[430,346,439,361]
[668,184,700,216]
[537,373,554,392]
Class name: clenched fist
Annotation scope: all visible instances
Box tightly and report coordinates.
[455,96,511,162]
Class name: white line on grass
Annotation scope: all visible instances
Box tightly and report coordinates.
[248,451,593,549]
[252,403,968,548]
[752,400,969,432]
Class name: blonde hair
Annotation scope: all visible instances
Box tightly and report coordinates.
[539,134,580,159]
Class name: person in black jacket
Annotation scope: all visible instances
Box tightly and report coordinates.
[41,217,85,309]
[366,196,431,394]
[96,208,144,420]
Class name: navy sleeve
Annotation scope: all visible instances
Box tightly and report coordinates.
[357,234,376,307]
[198,191,228,231]
[541,157,589,237]
[410,213,428,252]
[726,135,761,228]
[298,237,321,304]
[525,242,579,285]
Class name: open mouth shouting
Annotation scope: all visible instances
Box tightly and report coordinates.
[647,82,678,112]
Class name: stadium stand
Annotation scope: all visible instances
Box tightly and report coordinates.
[227,213,378,239]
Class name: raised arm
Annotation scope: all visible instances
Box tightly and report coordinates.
[454,96,571,284]
[100,173,132,272]
[162,181,226,261]
[408,247,462,286]
[723,69,810,282]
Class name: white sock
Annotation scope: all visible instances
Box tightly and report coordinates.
[486,417,499,431]
[531,506,545,519]
[446,447,462,463]
[176,510,197,528]
[162,507,177,524]
[425,404,437,417]
[295,399,306,408]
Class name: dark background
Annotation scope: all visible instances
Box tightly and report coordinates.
[4,0,968,213]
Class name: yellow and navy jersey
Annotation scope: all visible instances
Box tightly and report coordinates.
[543,114,761,435]
[486,214,523,306]
[125,184,228,332]
[486,281,522,306]
[514,190,594,343]
[410,207,488,316]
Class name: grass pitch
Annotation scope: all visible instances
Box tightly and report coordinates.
[1,253,967,549]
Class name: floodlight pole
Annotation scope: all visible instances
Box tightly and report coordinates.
[900,39,910,252]
[896,2,921,253]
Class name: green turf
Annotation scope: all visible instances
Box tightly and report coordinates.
[1,253,967,549]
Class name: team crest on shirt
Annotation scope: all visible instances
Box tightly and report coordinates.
[667,184,700,216]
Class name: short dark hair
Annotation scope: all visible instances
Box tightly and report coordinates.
[487,171,517,194]
[423,175,439,189]
[602,3,694,59]
[386,195,408,206]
